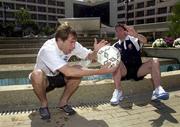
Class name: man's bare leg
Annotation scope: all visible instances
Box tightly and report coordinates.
[31,69,48,107]
[137,58,161,88]
[58,77,81,107]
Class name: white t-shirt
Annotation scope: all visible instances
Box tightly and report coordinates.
[34,38,91,76]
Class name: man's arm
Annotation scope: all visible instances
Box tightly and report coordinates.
[124,25,147,44]
[59,64,116,77]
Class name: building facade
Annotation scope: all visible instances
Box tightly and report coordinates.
[0,0,178,37]
[0,0,73,28]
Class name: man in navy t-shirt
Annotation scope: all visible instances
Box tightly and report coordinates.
[110,23,169,105]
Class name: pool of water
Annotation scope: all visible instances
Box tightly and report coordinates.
[0,64,180,86]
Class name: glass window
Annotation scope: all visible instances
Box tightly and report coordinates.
[57,9,64,14]
[118,14,125,18]
[118,6,125,11]
[146,18,155,23]
[128,12,134,18]
[48,7,56,13]
[16,4,26,10]
[136,2,144,9]
[48,0,56,6]
[136,11,144,17]
[146,0,155,7]
[27,5,36,11]
[31,14,37,19]
[38,14,46,20]
[157,17,166,22]
[27,0,36,3]
[38,6,46,12]
[48,15,56,21]
[57,1,64,7]
[136,19,144,24]
[37,0,46,4]
[158,7,167,14]
[147,9,155,16]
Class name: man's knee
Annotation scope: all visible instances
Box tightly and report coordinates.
[30,69,46,83]
[152,58,159,64]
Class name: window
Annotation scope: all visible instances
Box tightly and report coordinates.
[57,9,64,14]
[136,2,144,9]
[136,19,144,24]
[37,0,46,4]
[118,6,125,11]
[48,7,56,13]
[5,3,15,9]
[38,7,46,12]
[147,0,155,7]
[147,9,155,16]
[16,4,25,10]
[127,5,133,10]
[158,7,167,14]
[118,14,125,18]
[117,0,124,3]
[38,14,46,20]
[146,18,155,23]
[57,1,64,7]
[48,15,56,21]
[127,20,134,25]
[0,11,3,17]
[27,5,36,11]
[128,12,134,18]
[31,14,37,19]
[6,12,14,18]
[157,17,166,22]
[27,0,36,3]
[48,0,56,6]
[136,11,144,17]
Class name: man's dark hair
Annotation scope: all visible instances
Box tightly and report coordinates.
[55,22,77,42]
[115,23,127,31]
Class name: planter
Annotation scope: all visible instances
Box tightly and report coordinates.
[143,47,180,63]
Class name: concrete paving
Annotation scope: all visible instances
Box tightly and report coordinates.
[0,90,180,127]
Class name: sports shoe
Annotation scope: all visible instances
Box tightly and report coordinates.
[110,89,124,105]
[151,89,169,101]
[59,105,76,115]
[39,107,51,120]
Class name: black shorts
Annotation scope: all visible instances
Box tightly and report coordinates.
[122,64,144,81]
[46,73,66,92]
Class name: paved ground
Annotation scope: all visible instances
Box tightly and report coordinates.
[0,90,180,127]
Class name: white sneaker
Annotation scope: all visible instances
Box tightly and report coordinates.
[110,89,124,105]
[151,86,169,101]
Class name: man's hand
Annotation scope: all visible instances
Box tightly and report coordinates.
[124,25,138,38]
[93,38,109,52]
[101,62,119,73]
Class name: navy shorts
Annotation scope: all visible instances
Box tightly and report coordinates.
[46,73,66,92]
[122,64,144,81]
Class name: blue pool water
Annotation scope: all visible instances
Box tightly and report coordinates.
[0,64,180,86]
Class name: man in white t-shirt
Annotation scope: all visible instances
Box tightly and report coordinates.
[29,22,117,120]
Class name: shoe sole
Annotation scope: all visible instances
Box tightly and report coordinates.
[151,93,169,101]
[59,108,76,116]
[110,97,124,106]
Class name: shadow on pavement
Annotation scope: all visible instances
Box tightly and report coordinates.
[29,108,109,127]
[149,101,179,127]
[118,91,179,127]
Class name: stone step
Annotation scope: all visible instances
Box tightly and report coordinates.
[0,48,39,55]
[0,54,36,64]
